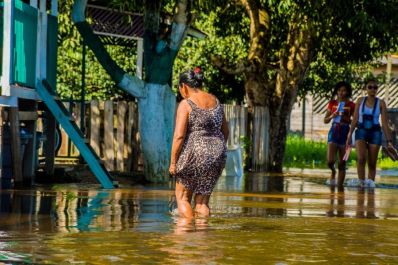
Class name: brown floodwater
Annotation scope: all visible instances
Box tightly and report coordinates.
[1,170,398,264]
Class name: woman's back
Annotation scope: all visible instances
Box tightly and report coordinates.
[185,93,223,135]
[176,93,227,195]
[188,91,218,110]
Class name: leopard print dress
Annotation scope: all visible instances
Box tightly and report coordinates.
[175,98,227,195]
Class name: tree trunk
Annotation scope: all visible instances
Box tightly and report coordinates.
[267,88,297,172]
[71,0,188,182]
[138,83,176,181]
[244,75,298,173]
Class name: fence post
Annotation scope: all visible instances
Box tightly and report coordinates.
[104,100,114,171]
[0,107,3,183]
[89,100,100,155]
[116,101,127,171]
[9,107,23,185]
[126,102,140,172]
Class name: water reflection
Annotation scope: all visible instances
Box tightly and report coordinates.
[356,188,376,219]
[0,190,172,233]
[325,186,377,219]
[0,174,396,234]
[326,186,346,217]
[244,174,284,193]
[1,174,398,264]
[173,217,210,235]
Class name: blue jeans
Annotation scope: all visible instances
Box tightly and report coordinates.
[328,123,350,146]
[355,124,382,145]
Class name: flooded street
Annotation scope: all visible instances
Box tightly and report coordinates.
[1,170,398,264]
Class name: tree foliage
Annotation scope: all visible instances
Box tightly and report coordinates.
[57,0,138,100]
[57,0,398,102]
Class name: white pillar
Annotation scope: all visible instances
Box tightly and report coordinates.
[37,0,48,81]
[1,0,15,96]
[30,0,38,8]
[385,54,392,106]
[136,39,144,79]
[51,0,58,16]
[39,0,45,11]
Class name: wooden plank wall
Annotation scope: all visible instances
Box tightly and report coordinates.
[55,100,142,172]
[54,101,270,173]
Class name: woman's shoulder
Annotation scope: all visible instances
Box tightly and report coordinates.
[178,99,193,110]
[377,97,387,108]
[197,92,219,107]
[327,99,337,109]
[202,92,218,101]
[355,97,365,104]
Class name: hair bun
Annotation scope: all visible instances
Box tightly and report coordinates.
[194,67,201,74]
[178,68,205,88]
[193,67,204,83]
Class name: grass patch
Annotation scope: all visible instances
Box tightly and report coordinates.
[284,134,396,169]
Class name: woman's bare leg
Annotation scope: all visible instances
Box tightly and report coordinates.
[194,194,211,217]
[367,144,380,181]
[355,140,367,181]
[337,145,346,186]
[175,182,193,218]
[327,143,337,182]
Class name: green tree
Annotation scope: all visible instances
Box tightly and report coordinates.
[71,0,209,182]
[202,0,398,172]
[173,11,247,103]
[66,0,398,177]
[58,0,137,100]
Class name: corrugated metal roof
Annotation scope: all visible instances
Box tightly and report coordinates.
[313,78,398,114]
[86,4,207,46]
[87,4,143,46]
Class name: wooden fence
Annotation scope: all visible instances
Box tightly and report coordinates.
[52,100,270,172]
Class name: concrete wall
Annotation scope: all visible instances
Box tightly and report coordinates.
[289,95,330,141]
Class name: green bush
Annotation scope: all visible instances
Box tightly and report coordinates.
[284,134,397,169]
[285,135,328,168]
[284,134,358,169]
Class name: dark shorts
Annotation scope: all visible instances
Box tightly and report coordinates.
[328,123,350,146]
[355,126,382,146]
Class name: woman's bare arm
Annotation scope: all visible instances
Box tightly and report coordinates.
[170,100,190,166]
[348,98,361,135]
[346,98,361,146]
[380,99,393,144]
[324,109,336,124]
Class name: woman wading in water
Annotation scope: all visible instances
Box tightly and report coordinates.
[346,79,394,187]
[324,81,355,186]
[169,68,229,219]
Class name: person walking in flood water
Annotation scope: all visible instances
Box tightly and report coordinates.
[324,81,355,186]
[346,78,394,187]
[169,67,229,219]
